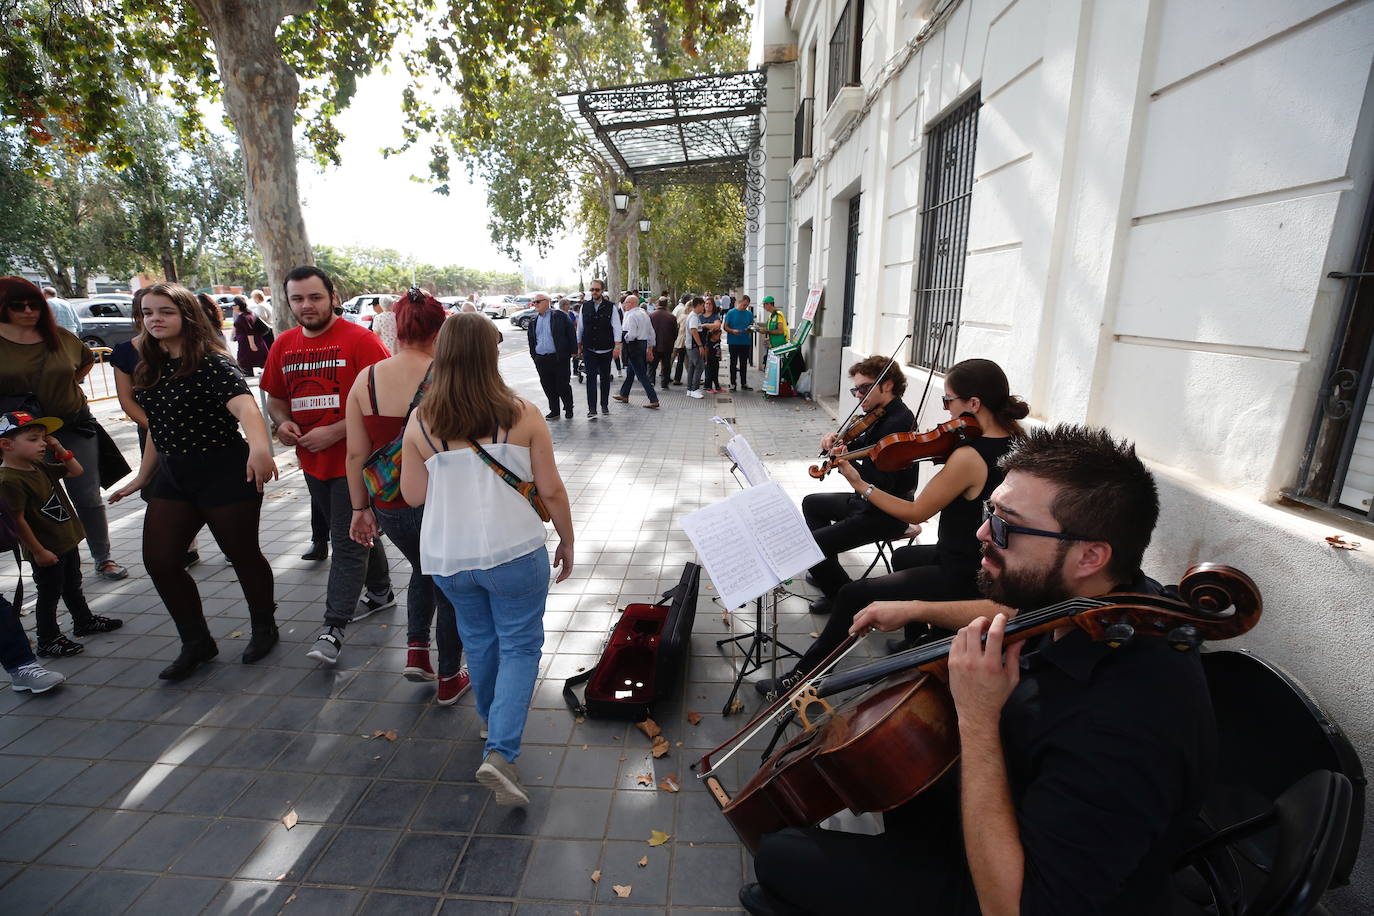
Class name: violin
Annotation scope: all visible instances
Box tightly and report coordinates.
[696,563,1261,852]
[809,415,982,479]
[834,404,885,446]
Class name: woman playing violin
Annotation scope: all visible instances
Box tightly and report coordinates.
[759,358,1028,696]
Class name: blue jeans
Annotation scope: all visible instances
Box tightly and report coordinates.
[435,546,548,763]
[373,505,463,677]
[0,591,37,674]
[617,340,658,403]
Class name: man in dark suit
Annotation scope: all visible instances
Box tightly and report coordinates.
[526,292,576,419]
[648,296,679,389]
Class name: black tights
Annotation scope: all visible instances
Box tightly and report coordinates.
[144,496,274,645]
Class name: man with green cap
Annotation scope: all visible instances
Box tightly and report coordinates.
[760,296,789,359]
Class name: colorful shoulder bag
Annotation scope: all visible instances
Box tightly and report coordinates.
[361,367,430,503]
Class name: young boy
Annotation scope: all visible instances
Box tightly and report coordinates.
[0,411,121,657]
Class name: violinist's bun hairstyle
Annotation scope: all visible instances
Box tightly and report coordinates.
[848,355,907,397]
[999,424,1159,582]
[945,358,1029,435]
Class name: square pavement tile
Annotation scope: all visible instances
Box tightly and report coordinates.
[51,870,155,915]
[128,874,226,913]
[104,812,212,871]
[448,835,530,897]
[374,831,465,892]
[37,809,152,867]
[0,865,88,912]
[519,837,601,902]
[307,826,401,886]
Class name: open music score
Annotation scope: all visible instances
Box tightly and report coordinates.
[679,481,823,611]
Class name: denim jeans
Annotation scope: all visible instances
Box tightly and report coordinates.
[32,547,94,643]
[304,473,391,628]
[435,546,548,763]
[0,592,37,673]
[686,347,705,391]
[617,340,658,403]
[374,505,463,676]
[51,428,111,564]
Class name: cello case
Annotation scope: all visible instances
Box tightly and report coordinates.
[563,562,700,721]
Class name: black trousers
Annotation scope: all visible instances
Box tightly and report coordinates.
[671,347,686,383]
[534,352,573,414]
[583,350,613,411]
[729,343,751,387]
[795,544,974,673]
[802,492,910,598]
[32,547,94,643]
[654,349,673,387]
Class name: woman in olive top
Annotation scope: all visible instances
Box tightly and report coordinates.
[0,276,127,580]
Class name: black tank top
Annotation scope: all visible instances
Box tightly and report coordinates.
[936,436,1015,573]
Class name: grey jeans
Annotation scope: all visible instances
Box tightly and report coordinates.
[304,473,391,628]
[52,427,111,564]
[686,346,705,392]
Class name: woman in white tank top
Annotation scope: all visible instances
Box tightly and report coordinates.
[400,313,574,806]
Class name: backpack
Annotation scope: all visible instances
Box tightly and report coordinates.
[360,366,429,503]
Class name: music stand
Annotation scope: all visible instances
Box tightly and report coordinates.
[715,584,801,716]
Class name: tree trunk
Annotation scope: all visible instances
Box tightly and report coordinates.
[647,254,660,297]
[627,225,640,292]
[190,0,314,333]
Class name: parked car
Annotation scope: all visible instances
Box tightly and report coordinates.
[47,298,83,339]
[509,307,538,331]
[66,297,138,348]
[480,295,515,319]
[341,294,398,326]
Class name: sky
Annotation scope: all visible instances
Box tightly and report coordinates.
[294,67,587,289]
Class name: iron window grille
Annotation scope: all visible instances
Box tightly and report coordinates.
[794,97,814,163]
[827,0,864,107]
[910,92,980,372]
[842,194,862,348]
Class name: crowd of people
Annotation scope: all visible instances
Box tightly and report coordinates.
[2,268,1226,914]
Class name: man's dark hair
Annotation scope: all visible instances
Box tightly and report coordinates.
[284,265,336,301]
[847,355,907,397]
[1000,424,1159,582]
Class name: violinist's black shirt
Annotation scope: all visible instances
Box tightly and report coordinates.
[849,396,917,498]
[1001,576,1216,915]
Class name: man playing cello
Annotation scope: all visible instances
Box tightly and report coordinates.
[741,425,1217,916]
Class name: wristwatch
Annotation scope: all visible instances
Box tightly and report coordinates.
[861,484,875,501]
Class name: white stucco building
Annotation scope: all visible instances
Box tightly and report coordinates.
[746,0,1374,906]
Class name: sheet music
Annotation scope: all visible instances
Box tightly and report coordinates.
[678,482,823,609]
[725,434,770,487]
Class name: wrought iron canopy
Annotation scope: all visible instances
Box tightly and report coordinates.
[558,69,766,185]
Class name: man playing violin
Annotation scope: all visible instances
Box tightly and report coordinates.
[742,424,1217,916]
[799,356,919,616]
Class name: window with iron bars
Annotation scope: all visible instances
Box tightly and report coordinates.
[910,92,980,372]
[827,0,864,107]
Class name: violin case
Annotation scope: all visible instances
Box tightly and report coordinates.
[563,562,700,721]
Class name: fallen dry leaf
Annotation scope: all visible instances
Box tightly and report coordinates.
[638,855,649,867]
[612,884,632,898]
[706,585,714,591]
[285,894,297,905]
[658,775,680,793]
[370,730,398,742]
[808,631,820,639]
[648,829,670,846]
[281,810,298,830]
[1326,534,1362,550]
[590,869,601,883]
[686,711,702,726]
[675,741,683,747]
[636,718,662,739]
[228,630,244,639]
[275,873,286,881]
[636,771,653,786]
[651,735,670,758]
[575,716,586,724]
[728,699,745,715]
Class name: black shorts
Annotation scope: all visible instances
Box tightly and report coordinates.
[146,440,262,508]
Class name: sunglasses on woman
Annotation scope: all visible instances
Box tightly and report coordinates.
[982,501,1093,550]
[7,302,43,312]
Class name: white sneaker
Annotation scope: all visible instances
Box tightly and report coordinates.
[687,389,704,399]
[306,626,344,664]
[476,751,529,806]
[9,662,65,694]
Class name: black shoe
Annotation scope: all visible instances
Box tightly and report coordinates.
[804,573,820,589]
[741,385,753,391]
[808,596,833,615]
[729,384,737,391]
[601,404,610,414]
[739,883,788,916]
[36,635,84,658]
[159,640,218,681]
[72,615,123,636]
[184,550,201,568]
[544,410,559,420]
[587,410,598,421]
[242,625,279,664]
[565,409,574,419]
[754,670,804,699]
[302,542,328,561]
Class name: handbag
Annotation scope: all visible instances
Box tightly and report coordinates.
[468,440,552,523]
[361,367,429,503]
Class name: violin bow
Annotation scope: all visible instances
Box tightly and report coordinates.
[816,333,913,459]
[912,320,955,423]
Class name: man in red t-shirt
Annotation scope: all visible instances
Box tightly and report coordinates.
[261,266,393,665]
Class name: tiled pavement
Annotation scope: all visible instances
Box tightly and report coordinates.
[0,334,907,914]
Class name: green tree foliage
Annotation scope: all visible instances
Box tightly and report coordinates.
[313,245,520,299]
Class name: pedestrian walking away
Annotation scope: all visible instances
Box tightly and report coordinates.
[670,294,691,384]
[232,297,271,377]
[611,295,659,408]
[401,312,575,806]
[109,283,279,680]
[526,292,576,420]
[345,289,469,702]
[260,266,395,666]
[649,296,678,389]
[577,280,621,420]
[0,276,129,580]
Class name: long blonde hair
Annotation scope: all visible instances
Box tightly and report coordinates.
[420,313,521,441]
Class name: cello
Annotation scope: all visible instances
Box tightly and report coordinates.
[696,563,1261,852]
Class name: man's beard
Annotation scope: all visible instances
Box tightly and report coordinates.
[297,310,331,331]
[976,542,1072,610]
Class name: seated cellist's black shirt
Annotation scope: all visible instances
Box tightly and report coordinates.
[1000,574,1217,915]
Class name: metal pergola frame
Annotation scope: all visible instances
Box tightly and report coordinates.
[558,69,767,188]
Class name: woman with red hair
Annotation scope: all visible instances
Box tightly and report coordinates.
[345,290,467,701]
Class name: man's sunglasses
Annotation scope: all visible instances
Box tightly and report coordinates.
[982,501,1094,550]
[849,382,875,397]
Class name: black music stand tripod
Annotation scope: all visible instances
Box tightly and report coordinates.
[716,583,801,716]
